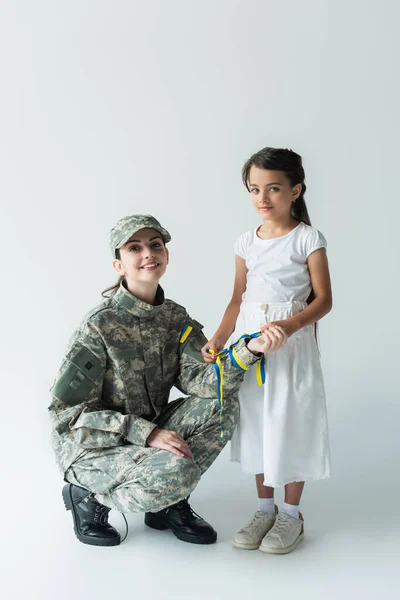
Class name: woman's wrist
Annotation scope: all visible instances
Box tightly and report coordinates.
[246,337,263,356]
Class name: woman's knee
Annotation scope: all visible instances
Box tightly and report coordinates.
[148,457,201,509]
[111,455,201,513]
[166,456,202,498]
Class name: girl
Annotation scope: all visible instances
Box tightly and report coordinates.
[49,214,285,547]
[202,148,332,554]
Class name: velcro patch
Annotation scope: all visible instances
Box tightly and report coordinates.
[52,346,103,406]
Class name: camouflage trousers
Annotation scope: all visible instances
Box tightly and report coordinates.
[65,393,239,513]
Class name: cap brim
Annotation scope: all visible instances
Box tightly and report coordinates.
[115,226,171,250]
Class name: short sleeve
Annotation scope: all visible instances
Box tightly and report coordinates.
[234,231,250,259]
[305,228,327,258]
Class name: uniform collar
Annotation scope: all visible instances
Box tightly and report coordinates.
[114,282,165,318]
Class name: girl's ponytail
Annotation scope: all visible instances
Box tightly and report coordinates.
[292,182,312,227]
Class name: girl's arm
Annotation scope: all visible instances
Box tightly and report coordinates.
[263,248,332,337]
[201,255,248,362]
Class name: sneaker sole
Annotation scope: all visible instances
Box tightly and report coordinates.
[62,485,121,547]
[259,532,304,555]
[232,540,260,550]
[144,512,217,545]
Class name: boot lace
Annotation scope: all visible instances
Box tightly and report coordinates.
[177,499,201,521]
[93,504,111,526]
[71,487,129,543]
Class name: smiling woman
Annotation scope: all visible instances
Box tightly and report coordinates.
[102,224,169,299]
[110,228,169,305]
[48,213,284,548]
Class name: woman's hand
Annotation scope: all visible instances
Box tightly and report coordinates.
[201,337,224,363]
[147,428,194,459]
[247,325,288,355]
[261,319,299,339]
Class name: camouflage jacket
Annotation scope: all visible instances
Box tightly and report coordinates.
[49,283,259,474]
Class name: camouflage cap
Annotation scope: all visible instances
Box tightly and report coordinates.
[109,214,171,256]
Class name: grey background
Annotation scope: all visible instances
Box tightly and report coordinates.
[1,1,399,599]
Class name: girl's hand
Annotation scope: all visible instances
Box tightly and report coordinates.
[247,326,287,355]
[201,338,224,363]
[261,319,298,339]
[147,428,194,459]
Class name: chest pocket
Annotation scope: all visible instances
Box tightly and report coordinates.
[109,348,141,360]
[108,348,146,388]
[111,347,165,416]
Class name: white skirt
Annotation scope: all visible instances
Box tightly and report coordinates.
[230,300,331,487]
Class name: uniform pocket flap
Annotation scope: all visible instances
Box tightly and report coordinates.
[108,348,139,360]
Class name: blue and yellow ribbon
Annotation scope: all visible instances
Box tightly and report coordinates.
[207,332,266,439]
[179,325,193,344]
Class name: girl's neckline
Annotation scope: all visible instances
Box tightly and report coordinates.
[255,221,303,241]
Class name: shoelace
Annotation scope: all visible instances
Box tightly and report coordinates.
[270,512,293,536]
[241,511,272,533]
[71,486,129,543]
[177,500,201,522]
[119,514,129,542]
[93,504,111,526]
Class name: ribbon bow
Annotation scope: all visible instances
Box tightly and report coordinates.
[207,332,266,438]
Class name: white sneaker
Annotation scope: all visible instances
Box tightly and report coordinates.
[232,507,278,550]
[259,511,304,554]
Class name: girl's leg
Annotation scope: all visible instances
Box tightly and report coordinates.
[256,474,276,515]
[283,481,305,519]
[284,481,305,505]
[256,474,274,498]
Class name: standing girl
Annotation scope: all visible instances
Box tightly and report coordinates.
[202,147,332,554]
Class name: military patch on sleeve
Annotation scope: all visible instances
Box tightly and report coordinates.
[179,325,193,343]
[53,346,103,406]
[179,320,207,361]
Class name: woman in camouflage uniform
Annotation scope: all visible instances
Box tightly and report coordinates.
[49,215,287,546]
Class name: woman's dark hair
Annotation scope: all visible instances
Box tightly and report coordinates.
[242,147,319,345]
[102,249,124,298]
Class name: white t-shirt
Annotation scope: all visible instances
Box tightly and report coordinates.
[234,221,327,303]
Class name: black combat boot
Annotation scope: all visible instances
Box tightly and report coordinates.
[62,484,121,546]
[144,498,217,544]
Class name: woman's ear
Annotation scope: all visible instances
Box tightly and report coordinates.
[165,247,170,265]
[112,258,125,276]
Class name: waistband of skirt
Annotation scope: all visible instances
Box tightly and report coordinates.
[241,300,307,310]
